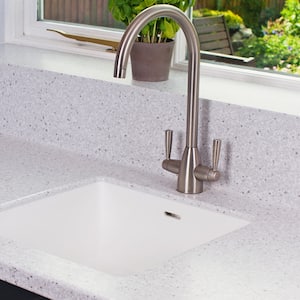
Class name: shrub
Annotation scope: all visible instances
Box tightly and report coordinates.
[237,0,300,74]
[224,0,281,36]
[238,0,265,36]
[281,0,300,36]
[238,33,300,72]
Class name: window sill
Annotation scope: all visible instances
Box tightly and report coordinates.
[1,43,299,116]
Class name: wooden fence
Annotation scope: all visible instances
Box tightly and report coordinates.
[195,0,285,14]
[43,0,286,27]
[43,0,122,27]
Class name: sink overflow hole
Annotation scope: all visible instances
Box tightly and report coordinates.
[164,211,181,220]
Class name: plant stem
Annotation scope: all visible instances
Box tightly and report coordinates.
[151,19,157,43]
[158,33,162,43]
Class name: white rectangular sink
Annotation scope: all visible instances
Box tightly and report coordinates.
[0,181,248,275]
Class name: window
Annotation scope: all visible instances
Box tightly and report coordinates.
[27,0,299,77]
[3,0,300,111]
[193,0,300,76]
[5,0,124,57]
[38,0,124,29]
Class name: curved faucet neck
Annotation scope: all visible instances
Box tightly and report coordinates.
[114,4,200,148]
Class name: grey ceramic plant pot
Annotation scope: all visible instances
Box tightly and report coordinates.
[130,40,175,82]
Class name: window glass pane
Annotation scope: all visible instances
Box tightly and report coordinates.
[37,0,125,29]
[193,0,300,76]
[36,0,299,77]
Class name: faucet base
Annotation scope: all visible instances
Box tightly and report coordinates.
[177,147,203,194]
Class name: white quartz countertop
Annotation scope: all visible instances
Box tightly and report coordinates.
[0,134,299,300]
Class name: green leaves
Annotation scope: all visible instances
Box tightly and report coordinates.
[109,0,136,25]
[237,1,300,75]
[160,18,179,39]
[281,0,300,36]
[145,0,157,7]
[108,0,194,42]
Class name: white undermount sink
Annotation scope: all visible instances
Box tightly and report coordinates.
[0,181,248,275]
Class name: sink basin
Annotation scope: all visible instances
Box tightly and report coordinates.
[0,181,248,275]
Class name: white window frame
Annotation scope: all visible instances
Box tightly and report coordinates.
[3,0,300,113]
[5,0,125,58]
[4,0,189,61]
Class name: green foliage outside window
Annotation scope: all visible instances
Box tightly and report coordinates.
[281,0,300,35]
[237,0,300,74]
[238,0,265,36]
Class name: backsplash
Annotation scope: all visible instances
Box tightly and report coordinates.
[1,63,299,209]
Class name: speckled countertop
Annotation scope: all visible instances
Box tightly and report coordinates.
[0,134,300,300]
[0,51,300,299]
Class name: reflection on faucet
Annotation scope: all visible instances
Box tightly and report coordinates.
[113,4,221,194]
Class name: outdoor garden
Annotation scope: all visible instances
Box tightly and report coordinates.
[193,0,300,74]
[42,0,300,75]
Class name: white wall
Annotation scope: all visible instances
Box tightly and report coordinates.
[0,1,4,43]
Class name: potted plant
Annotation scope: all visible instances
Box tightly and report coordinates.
[108,0,194,81]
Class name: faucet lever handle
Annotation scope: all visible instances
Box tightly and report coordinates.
[165,129,173,160]
[212,139,221,171]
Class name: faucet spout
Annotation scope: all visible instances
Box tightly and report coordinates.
[114,4,200,148]
[114,5,220,194]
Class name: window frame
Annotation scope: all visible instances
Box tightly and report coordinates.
[5,0,125,58]
[24,1,123,41]
[3,0,300,101]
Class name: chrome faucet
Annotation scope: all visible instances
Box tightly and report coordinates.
[114,4,221,194]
